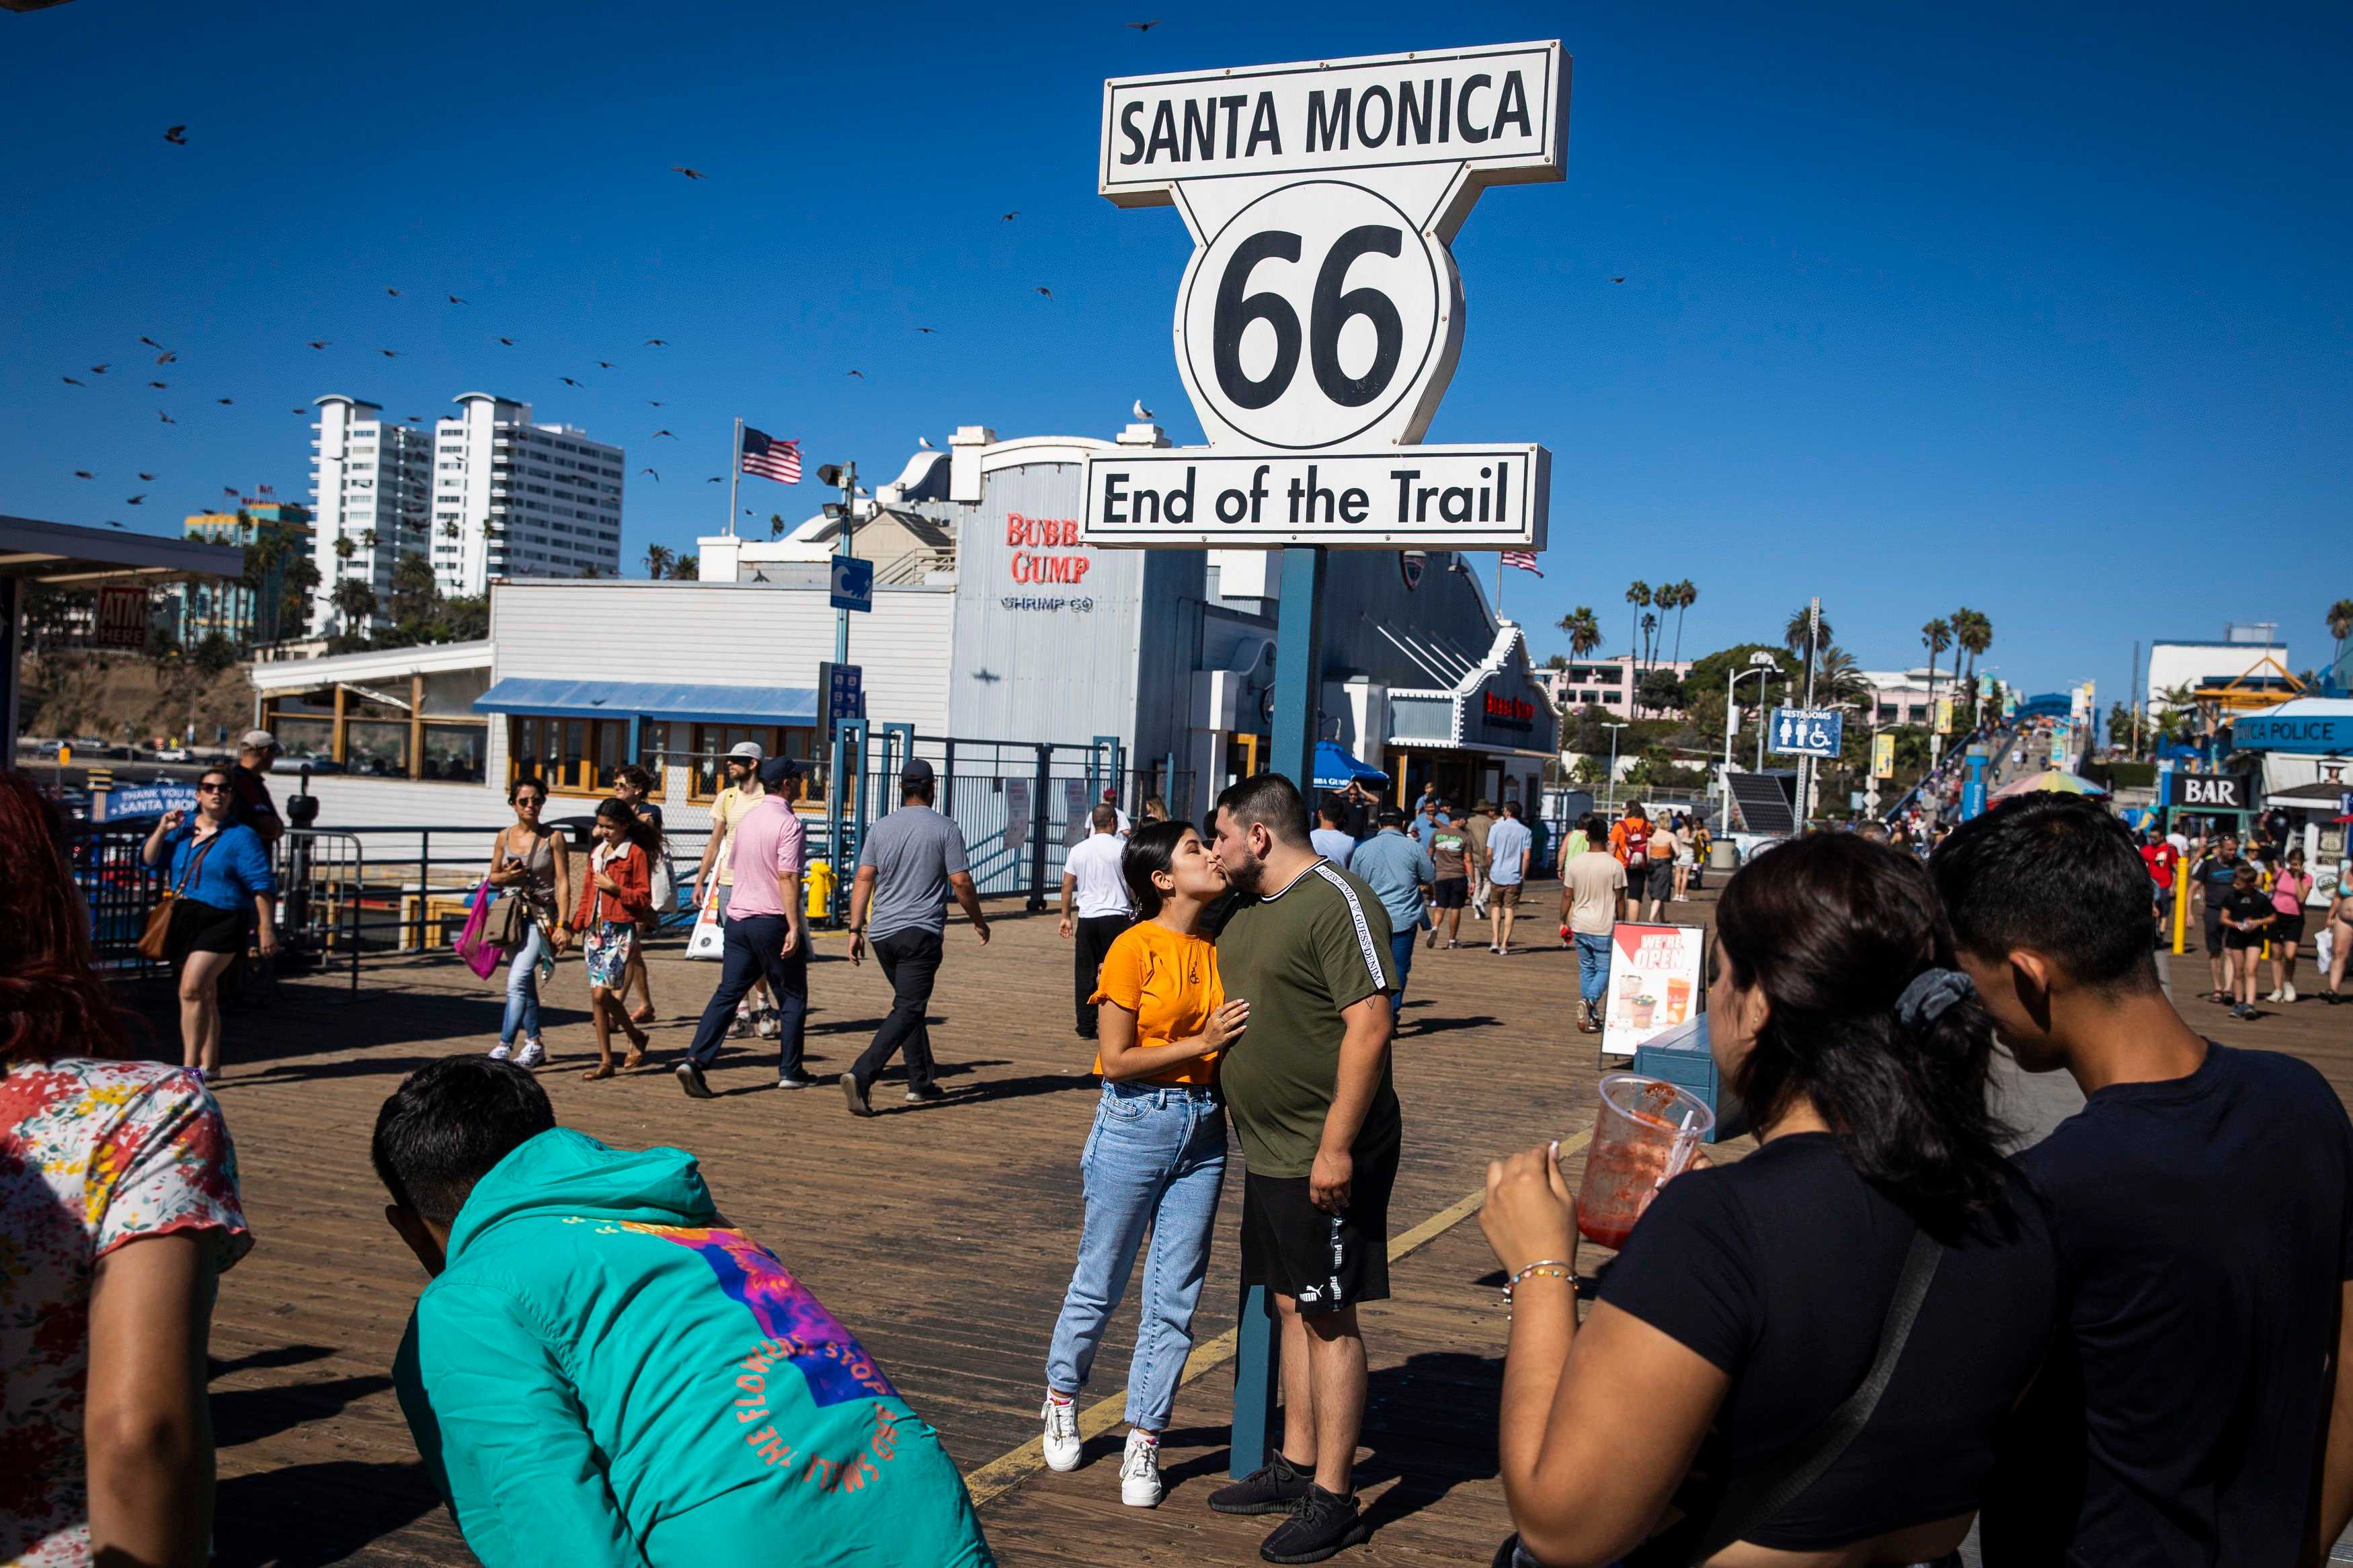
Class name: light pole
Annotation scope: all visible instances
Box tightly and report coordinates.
[815,460,861,921]
[1723,651,1779,833]
[1602,722,1630,814]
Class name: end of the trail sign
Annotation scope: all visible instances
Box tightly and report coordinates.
[1082,444,1547,549]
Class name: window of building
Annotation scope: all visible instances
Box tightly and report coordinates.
[508,714,629,795]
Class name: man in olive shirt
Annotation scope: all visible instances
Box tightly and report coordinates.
[1205,773,1398,1563]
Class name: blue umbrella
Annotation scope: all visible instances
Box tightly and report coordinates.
[1312,740,1390,792]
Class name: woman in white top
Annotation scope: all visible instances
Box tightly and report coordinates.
[1671,814,1698,903]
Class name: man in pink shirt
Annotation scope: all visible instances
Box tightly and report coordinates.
[676,755,812,1097]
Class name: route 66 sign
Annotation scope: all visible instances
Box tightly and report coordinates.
[1085,42,1566,547]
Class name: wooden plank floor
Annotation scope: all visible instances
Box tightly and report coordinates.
[147,868,2351,1567]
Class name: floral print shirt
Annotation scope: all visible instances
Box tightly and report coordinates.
[1,1058,253,1567]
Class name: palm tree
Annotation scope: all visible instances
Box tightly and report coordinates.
[330,579,377,631]
[1625,581,1652,671]
[332,534,356,563]
[440,520,461,541]
[358,528,378,550]
[1814,645,1872,709]
[1640,611,1660,670]
[1557,606,1603,659]
[1784,606,1833,658]
[1665,580,1698,663]
[1954,609,1992,720]
[2329,600,2353,667]
[1921,617,1952,723]
[643,543,676,580]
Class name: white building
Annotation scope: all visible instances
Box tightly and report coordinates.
[2148,626,2295,713]
[430,394,625,593]
[308,397,433,636]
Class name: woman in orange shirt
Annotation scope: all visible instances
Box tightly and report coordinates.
[1039,820,1250,1510]
[558,798,657,1079]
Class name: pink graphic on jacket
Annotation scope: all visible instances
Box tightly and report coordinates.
[624,1223,898,1407]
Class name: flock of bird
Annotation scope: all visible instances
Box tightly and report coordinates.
[70,22,1619,534]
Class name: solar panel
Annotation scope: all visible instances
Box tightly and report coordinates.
[1726,771,1797,835]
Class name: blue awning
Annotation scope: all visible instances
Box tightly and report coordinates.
[1312,740,1390,791]
[475,677,819,725]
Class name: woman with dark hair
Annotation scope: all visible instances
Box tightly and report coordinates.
[1479,833,2056,1567]
[611,764,665,1024]
[1039,820,1250,1509]
[558,797,657,1079]
[139,764,278,1081]
[484,774,571,1069]
[2,770,253,1565]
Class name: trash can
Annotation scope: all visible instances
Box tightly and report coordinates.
[1708,840,1740,872]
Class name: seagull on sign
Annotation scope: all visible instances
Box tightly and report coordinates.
[1132,399,1152,421]
[918,436,934,449]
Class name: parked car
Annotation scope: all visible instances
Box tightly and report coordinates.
[155,747,192,763]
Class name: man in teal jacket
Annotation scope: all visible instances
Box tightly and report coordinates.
[373,1057,994,1566]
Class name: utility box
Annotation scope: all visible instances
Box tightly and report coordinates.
[1630,1015,1743,1144]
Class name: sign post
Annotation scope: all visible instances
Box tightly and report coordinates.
[1086,40,1569,1479]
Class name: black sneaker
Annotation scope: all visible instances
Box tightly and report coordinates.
[674,1061,713,1100]
[839,1071,872,1117]
[1208,1452,1312,1516]
[904,1083,947,1104]
[1259,1485,1368,1563]
[776,1072,817,1090]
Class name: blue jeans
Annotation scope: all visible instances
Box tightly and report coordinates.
[1575,932,1611,1005]
[500,916,547,1045]
[1046,1081,1227,1430]
[1388,929,1417,1018]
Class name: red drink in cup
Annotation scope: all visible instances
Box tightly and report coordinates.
[1572,1073,1715,1250]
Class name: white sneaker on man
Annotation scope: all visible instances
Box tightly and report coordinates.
[1119,1429,1163,1508]
[1041,1394,1082,1473]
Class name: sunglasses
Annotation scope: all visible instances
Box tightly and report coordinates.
[197,782,230,794]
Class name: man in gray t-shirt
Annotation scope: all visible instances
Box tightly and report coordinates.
[842,757,990,1115]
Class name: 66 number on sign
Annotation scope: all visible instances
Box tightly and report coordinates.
[1181,180,1447,450]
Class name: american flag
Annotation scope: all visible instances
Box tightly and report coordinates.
[1501,550,1543,577]
[740,427,801,485]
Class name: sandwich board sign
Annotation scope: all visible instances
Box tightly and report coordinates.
[1082,42,1564,548]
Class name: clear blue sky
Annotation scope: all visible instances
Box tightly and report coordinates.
[5,0,2347,700]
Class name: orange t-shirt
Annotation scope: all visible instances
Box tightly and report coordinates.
[1088,919,1225,1087]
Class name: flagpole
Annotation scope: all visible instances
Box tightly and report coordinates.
[727,417,742,538]
[1496,553,1504,618]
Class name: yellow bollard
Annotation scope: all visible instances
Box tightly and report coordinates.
[2171,872,2190,956]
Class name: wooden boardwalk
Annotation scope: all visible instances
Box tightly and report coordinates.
[151,872,2351,1567]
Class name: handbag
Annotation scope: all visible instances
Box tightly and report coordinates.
[137,831,221,962]
[453,878,506,980]
[484,890,530,948]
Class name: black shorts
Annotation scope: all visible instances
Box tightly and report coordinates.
[2225,927,2268,951]
[1432,878,1468,910]
[1240,1140,1399,1315]
[2203,909,2225,952]
[165,897,246,966]
[2274,911,2307,946]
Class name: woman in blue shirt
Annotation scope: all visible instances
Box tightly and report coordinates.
[140,766,278,1082]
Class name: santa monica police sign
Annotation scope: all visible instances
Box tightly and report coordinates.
[1084,41,1565,548]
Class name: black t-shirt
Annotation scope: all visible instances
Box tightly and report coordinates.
[229,764,278,831]
[1596,1134,2057,1552]
[2219,887,2273,943]
[2194,854,2241,905]
[1983,1043,2353,1567]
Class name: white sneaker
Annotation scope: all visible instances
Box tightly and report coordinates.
[489,1042,513,1061]
[2267,989,2285,1003]
[515,1038,545,1069]
[756,1009,781,1039]
[729,1011,753,1038]
[1041,1395,1082,1473]
[1119,1430,1163,1508]
[2286,983,2299,1003]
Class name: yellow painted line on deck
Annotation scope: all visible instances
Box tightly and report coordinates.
[961,1126,1596,1510]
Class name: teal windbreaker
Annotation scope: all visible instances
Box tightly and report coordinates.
[392,1128,994,1566]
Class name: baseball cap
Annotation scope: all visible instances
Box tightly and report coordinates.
[757,755,804,789]
[726,741,765,761]
[900,757,935,785]
[240,728,278,751]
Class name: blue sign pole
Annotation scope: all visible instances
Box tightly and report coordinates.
[1231,543,1326,1479]
[1960,745,1989,821]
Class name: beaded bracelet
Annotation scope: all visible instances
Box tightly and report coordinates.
[1502,1260,1574,1319]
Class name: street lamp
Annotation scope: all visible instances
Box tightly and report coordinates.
[1602,722,1630,813]
[1723,652,1779,832]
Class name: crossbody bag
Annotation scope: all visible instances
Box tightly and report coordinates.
[136,831,223,962]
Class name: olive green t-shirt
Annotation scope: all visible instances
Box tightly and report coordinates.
[1216,859,1401,1178]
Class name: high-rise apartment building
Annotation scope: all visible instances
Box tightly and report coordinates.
[430,393,625,591]
[309,397,433,634]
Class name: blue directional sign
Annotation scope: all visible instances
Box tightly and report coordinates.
[1770,706,1844,759]
[829,555,874,614]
